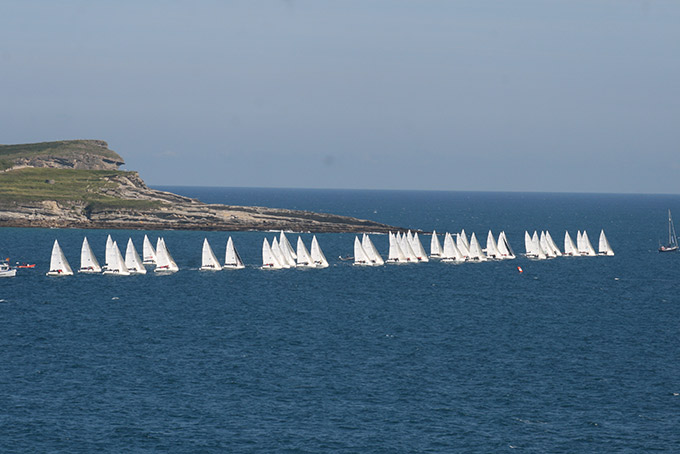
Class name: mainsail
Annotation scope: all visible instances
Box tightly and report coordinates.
[430,231,442,258]
[200,238,221,271]
[224,236,245,269]
[47,239,73,276]
[79,237,101,273]
[142,234,157,264]
[125,238,147,274]
[310,235,329,268]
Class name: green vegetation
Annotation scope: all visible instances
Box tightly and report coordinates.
[0,140,123,162]
[0,167,160,211]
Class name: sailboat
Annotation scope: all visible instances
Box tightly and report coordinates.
[296,236,315,268]
[142,234,157,264]
[199,238,221,271]
[485,230,501,259]
[271,237,292,268]
[224,236,245,269]
[598,230,615,256]
[410,232,429,262]
[362,233,384,265]
[579,230,597,256]
[310,235,329,268]
[125,238,147,274]
[103,241,130,275]
[564,231,579,256]
[353,236,373,266]
[280,231,297,260]
[262,238,283,269]
[540,231,556,258]
[545,231,562,256]
[104,234,114,271]
[79,237,101,273]
[155,238,179,273]
[659,210,678,252]
[468,232,487,262]
[387,232,406,263]
[441,232,464,262]
[497,231,515,259]
[456,233,471,259]
[46,239,73,276]
[430,231,442,258]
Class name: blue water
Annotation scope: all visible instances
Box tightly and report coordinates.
[2,188,680,453]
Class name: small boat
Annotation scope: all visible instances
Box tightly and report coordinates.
[430,231,442,258]
[46,239,73,276]
[362,233,384,265]
[103,234,114,271]
[296,236,315,268]
[199,238,221,271]
[142,234,157,264]
[659,210,678,252]
[598,229,614,256]
[456,232,471,259]
[262,238,283,269]
[441,232,464,263]
[310,235,329,268]
[485,230,501,259]
[280,231,297,260]
[154,238,179,273]
[353,236,373,266]
[578,230,597,256]
[468,232,487,262]
[496,231,515,259]
[386,232,407,263]
[564,231,579,256]
[16,263,36,269]
[79,237,102,273]
[224,237,245,269]
[0,260,16,278]
[103,241,130,275]
[125,238,147,274]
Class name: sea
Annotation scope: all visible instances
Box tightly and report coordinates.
[1,187,680,453]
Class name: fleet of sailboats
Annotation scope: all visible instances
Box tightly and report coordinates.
[42,226,618,277]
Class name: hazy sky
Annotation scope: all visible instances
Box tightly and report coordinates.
[1,1,679,193]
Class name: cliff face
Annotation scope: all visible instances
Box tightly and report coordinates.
[0,141,404,233]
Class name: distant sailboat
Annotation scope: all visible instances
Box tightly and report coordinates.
[310,235,329,268]
[468,232,487,262]
[598,230,614,256]
[155,238,179,272]
[125,238,147,274]
[104,234,114,271]
[362,233,384,265]
[400,232,418,262]
[46,239,73,276]
[280,231,297,260]
[579,230,597,256]
[430,231,442,258]
[296,236,315,268]
[200,238,221,271]
[354,236,373,266]
[79,237,101,273]
[564,231,579,256]
[545,231,562,257]
[262,238,283,269]
[659,210,678,252]
[271,237,292,268]
[485,230,501,259]
[224,236,245,269]
[497,231,515,259]
[103,241,130,275]
[387,232,407,263]
[540,231,556,258]
[410,232,429,262]
[441,232,464,262]
[142,234,157,265]
[456,233,471,259]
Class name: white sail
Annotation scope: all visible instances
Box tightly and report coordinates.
[497,231,515,259]
[224,236,245,269]
[280,231,297,260]
[271,237,290,268]
[485,230,500,259]
[354,236,372,265]
[430,231,442,258]
[387,232,405,263]
[576,230,583,253]
[545,231,562,256]
[199,238,221,271]
[262,238,282,269]
[362,234,384,265]
[468,232,487,261]
[400,233,418,262]
[310,235,329,268]
[47,239,73,276]
[564,231,578,256]
[410,233,429,262]
[103,240,130,275]
[598,229,614,256]
[441,232,456,262]
[125,238,147,274]
[104,234,114,270]
[534,231,547,259]
[581,230,597,256]
[296,236,315,268]
[155,238,179,272]
[540,231,556,258]
[279,237,296,268]
[79,237,101,273]
[457,233,471,259]
[142,234,157,264]
[524,231,534,257]
[459,229,470,251]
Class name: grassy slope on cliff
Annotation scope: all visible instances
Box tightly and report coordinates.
[0,140,123,170]
[0,167,159,210]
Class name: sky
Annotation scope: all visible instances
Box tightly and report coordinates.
[1,0,679,193]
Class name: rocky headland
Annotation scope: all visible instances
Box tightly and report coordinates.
[0,140,403,233]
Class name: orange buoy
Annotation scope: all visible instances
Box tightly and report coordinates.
[517,266,523,273]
